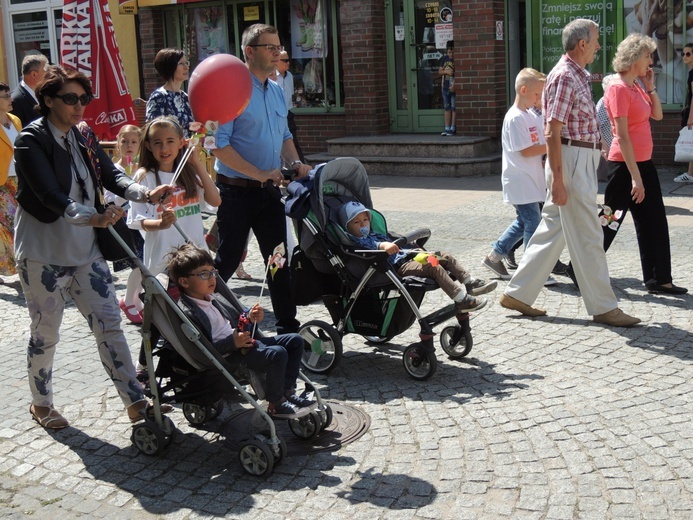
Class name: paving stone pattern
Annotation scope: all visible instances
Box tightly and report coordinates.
[0,171,691,519]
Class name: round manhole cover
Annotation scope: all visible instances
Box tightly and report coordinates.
[222,401,370,456]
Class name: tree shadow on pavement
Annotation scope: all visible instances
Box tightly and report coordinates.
[336,467,437,510]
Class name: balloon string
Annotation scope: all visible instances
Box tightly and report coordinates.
[252,255,273,338]
[169,145,195,188]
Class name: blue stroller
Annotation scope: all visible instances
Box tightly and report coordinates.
[286,157,477,381]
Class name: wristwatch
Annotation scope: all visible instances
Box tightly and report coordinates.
[290,160,302,167]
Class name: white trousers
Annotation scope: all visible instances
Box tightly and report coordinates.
[505,145,618,316]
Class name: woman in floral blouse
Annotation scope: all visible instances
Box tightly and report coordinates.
[146,49,194,136]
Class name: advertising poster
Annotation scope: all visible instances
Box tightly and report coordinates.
[290,0,326,58]
[194,7,226,61]
[536,1,617,78]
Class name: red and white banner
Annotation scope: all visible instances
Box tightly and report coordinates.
[60,0,136,140]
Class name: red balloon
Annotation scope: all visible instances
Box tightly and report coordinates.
[188,54,252,125]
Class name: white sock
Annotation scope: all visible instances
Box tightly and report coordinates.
[488,251,503,262]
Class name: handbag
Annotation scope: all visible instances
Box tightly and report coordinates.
[95,205,137,261]
[674,127,693,162]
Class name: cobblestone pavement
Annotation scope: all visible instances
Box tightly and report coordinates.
[0,170,691,519]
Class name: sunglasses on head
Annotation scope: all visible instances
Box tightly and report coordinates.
[54,93,93,106]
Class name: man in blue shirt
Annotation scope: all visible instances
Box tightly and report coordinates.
[213,24,311,334]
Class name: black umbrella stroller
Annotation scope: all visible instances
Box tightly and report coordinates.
[104,218,331,477]
[286,157,477,381]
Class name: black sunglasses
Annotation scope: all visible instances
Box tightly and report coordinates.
[54,93,93,106]
[684,51,693,57]
[279,59,290,63]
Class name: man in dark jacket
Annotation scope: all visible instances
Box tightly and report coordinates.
[11,54,48,127]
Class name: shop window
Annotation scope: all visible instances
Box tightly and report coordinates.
[624,0,691,106]
[162,0,343,111]
[275,0,343,109]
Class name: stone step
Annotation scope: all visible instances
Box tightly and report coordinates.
[324,134,500,159]
[305,153,502,177]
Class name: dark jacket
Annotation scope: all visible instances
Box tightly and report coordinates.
[14,117,134,223]
[178,292,242,357]
[10,84,39,128]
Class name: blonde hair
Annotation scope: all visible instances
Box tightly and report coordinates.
[115,124,142,163]
[612,33,656,73]
[515,68,546,91]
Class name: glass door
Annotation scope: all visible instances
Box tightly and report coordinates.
[386,0,452,132]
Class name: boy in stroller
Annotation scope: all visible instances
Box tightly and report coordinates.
[339,201,497,313]
[166,244,316,419]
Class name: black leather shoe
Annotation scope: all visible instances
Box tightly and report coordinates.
[646,283,688,295]
[565,263,580,291]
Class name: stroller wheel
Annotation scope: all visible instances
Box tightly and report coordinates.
[317,404,333,432]
[440,326,473,358]
[403,344,438,380]
[239,440,275,477]
[288,412,321,440]
[299,320,343,374]
[132,423,166,455]
[182,401,223,426]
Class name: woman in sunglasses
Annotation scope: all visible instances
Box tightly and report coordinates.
[13,65,175,429]
[146,48,194,136]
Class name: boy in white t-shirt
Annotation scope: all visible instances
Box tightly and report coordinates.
[483,68,547,280]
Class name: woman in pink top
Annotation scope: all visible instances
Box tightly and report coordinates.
[602,33,686,295]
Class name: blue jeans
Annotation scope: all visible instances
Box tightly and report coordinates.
[492,202,542,257]
[243,333,304,404]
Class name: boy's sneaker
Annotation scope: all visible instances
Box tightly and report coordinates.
[552,260,569,275]
[455,295,487,313]
[286,393,317,410]
[482,256,511,280]
[268,400,311,419]
[441,130,450,136]
[673,172,693,183]
[465,278,498,296]
[505,249,519,270]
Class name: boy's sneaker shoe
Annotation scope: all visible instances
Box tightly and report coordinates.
[286,393,317,410]
[268,400,311,419]
[455,295,487,313]
[482,256,511,280]
[441,130,450,136]
[552,260,569,275]
[505,249,518,270]
[673,172,693,183]
[465,278,498,296]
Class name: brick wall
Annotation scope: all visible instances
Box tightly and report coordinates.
[293,113,347,157]
[339,0,390,136]
[455,1,506,137]
[138,9,166,99]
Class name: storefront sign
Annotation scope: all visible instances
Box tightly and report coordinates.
[244,6,259,21]
[118,0,137,15]
[434,23,452,50]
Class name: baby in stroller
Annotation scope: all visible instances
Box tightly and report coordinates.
[339,201,497,313]
[166,244,316,419]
